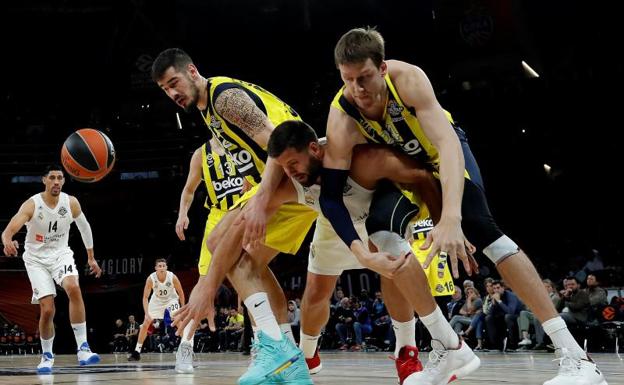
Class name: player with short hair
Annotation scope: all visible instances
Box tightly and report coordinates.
[1,164,102,373]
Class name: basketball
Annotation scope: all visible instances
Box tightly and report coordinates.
[61,128,116,183]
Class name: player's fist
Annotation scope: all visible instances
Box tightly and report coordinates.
[2,240,19,257]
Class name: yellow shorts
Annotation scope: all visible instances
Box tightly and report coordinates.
[412,236,455,296]
[199,207,228,276]
[234,185,318,255]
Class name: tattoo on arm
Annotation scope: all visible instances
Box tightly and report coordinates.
[214,88,267,138]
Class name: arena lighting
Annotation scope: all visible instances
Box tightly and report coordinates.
[522,60,540,78]
[176,112,182,129]
[543,164,552,174]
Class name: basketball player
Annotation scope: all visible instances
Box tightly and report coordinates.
[152,48,314,384]
[315,27,605,385]
[128,258,185,362]
[174,140,290,373]
[1,165,101,373]
[174,120,480,384]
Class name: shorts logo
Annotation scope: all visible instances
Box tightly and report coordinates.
[435,284,445,293]
[36,234,44,242]
[58,206,68,217]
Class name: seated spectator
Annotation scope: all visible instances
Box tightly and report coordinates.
[359,290,373,313]
[331,289,345,309]
[518,279,561,349]
[451,287,483,349]
[371,291,393,348]
[350,298,372,351]
[218,308,244,351]
[334,297,354,350]
[558,276,590,327]
[287,300,301,343]
[586,274,608,307]
[485,280,523,350]
[446,287,465,320]
[111,318,127,352]
[126,315,139,349]
[463,278,494,351]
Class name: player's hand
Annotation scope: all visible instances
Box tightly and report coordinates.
[241,178,253,194]
[352,244,409,279]
[421,218,474,278]
[87,257,102,278]
[175,215,190,241]
[173,279,217,334]
[2,240,19,257]
[236,196,268,250]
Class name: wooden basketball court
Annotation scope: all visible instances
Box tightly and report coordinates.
[1,350,623,384]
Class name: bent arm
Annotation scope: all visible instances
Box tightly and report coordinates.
[173,275,185,306]
[393,62,464,224]
[70,196,94,259]
[179,148,203,218]
[2,200,34,251]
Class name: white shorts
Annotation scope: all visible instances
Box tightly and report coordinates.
[148,298,181,319]
[23,250,78,304]
[307,216,368,276]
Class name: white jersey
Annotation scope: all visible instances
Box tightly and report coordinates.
[24,192,74,261]
[293,177,374,224]
[149,271,179,303]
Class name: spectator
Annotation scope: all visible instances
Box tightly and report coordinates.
[334,297,354,350]
[446,287,465,320]
[126,315,140,349]
[287,300,301,343]
[111,319,127,352]
[331,289,345,308]
[586,274,608,307]
[219,308,244,351]
[451,287,483,349]
[485,280,523,350]
[359,290,373,312]
[463,280,475,291]
[350,298,372,351]
[557,276,590,327]
[518,279,561,349]
[371,291,393,348]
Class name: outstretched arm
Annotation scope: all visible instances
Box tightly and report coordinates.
[1,199,34,256]
[70,196,101,278]
[173,275,185,306]
[176,148,203,241]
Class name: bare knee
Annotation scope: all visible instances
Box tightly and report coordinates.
[39,299,55,320]
[302,275,336,309]
[64,281,82,300]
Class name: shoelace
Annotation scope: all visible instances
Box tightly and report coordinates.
[180,343,193,364]
[423,347,449,375]
[553,354,582,377]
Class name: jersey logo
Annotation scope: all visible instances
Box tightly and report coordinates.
[387,100,405,122]
[58,206,68,217]
[206,153,214,167]
[37,211,44,221]
[166,282,172,287]
[209,116,222,132]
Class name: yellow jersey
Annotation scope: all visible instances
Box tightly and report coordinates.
[201,76,302,185]
[201,143,244,211]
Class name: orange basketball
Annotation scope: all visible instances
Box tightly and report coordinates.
[61,128,116,183]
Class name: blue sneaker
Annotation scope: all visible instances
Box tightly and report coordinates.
[238,331,302,385]
[37,352,54,374]
[77,342,101,366]
[265,351,314,385]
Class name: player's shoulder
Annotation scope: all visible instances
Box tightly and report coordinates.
[387,59,420,76]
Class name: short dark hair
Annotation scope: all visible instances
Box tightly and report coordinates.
[334,27,385,68]
[154,258,167,266]
[267,120,318,158]
[43,164,63,176]
[491,280,504,287]
[565,276,580,284]
[151,48,194,82]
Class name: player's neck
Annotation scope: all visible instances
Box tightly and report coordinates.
[196,77,209,111]
[156,270,167,279]
[41,191,60,207]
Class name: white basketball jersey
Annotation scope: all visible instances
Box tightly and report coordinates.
[149,271,179,302]
[24,192,74,260]
[293,177,374,225]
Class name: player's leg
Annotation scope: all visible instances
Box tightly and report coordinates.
[129,315,153,361]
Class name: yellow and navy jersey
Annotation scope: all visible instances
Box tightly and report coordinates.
[331,73,456,171]
[201,76,302,185]
[201,143,244,211]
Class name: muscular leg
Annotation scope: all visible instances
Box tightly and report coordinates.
[61,276,86,323]
[496,252,557,323]
[206,209,240,254]
[38,295,55,340]
[300,272,339,336]
[136,317,153,348]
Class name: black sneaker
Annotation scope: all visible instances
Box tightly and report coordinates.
[128,351,141,361]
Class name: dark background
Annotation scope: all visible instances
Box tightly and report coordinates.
[1,0,622,352]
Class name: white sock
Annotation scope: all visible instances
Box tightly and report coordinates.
[543,316,586,358]
[182,320,195,344]
[41,335,54,354]
[280,323,295,344]
[71,322,87,349]
[252,326,259,342]
[300,333,320,359]
[419,307,459,349]
[392,318,416,357]
[244,292,282,341]
[135,343,143,353]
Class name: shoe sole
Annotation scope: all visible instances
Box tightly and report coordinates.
[447,355,481,384]
[265,380,314,385]
[175,366,194,374]
[79,354,101,366]
[308,363,322,375]
[37,367,52,374]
